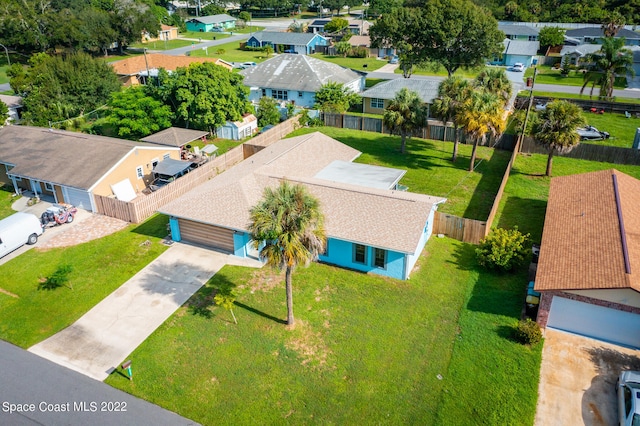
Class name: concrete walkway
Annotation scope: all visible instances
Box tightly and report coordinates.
[29,243,262,381]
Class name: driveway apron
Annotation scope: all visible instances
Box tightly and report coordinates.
[29,243,262,381]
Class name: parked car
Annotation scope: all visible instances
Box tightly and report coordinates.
[239,62,257,69]
[577,125,610,141]
[0,212,43,258]
[510,63,524,72]
[617,371,640,426]
[389,55,399,64]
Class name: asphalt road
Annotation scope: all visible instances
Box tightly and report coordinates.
[0,340,198,426]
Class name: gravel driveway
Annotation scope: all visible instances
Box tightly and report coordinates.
[535,329,640,426]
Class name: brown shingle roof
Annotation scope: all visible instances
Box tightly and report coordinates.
[140,127,209,147]
[160,132,445,253]
[535,169,640,293]
[110,53,232,76]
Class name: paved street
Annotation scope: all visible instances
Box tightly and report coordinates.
[0,340,198,425]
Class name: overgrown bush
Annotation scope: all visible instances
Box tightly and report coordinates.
[475,227,530,272]
[39,264,73,290]
[347,46,368,58]
[514,318,542,345]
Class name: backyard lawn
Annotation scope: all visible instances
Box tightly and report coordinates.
[581,113,640,148]
[130,39,194,50]
[106,236,541,425]
[188,41,269,63]
[309,53,387,72]
[527,91,640,105]
[0,215,169,348]
[287,127,511,221]
[525,65,627,88]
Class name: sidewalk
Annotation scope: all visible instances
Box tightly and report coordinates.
[29,243,263,381]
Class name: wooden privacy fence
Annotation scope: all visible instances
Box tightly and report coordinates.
[433,211,487,244]
[520,137,640,165]
[94,116,301,223]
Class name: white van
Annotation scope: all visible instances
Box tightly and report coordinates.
[0,212,44,258]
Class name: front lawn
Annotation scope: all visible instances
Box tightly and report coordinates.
[287,127,511,220]
[526,91,640,105]
[0,215,169,348]
[309,53,387,72]
[0,186,19,219]
[106,237,541,425]
[526,65,627,88]
[130,39,194,50]
[395,63,485,79]
[188,41,269,63]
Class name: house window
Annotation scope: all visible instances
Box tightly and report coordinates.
[373,248,387,268]
[163,153,171,160]
[44,182,54,192]
[136,166,143,179]
[354,244,366,264]
[152,158,159,168]
[528,35,537,41]
[272,90,288,100]
[298,91,303,97]
[262,89,266,97]
[371,98,384,109]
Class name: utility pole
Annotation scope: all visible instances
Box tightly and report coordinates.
[0,43,9,66]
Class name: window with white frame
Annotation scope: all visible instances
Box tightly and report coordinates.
[44,182,54,192]
[373,248,387,269]
[371,98,384,109]
[272,90,288,100]
[136,166,143,179]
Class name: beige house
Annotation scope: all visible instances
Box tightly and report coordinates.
[110,53,233,86]
[0,126,180,210]
[142,25,179,43]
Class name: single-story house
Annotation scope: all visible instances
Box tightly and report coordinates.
[0,95,23,125]
[559,43,603,65]
[535,169,640,349]
[0,126,180,209]
[142,24,178,43]
[498,23,539,41]
[361,78,440,115]
[160,132,446,280]
[246,31,328,55]
[186,14,237,32]
[110,53,232,86]
[492,39,540,67]
[565,27,640,46]
[216,114,257,140]
[348,35,395,58]
[629,46,640,89]
[240,54,364,108]
[308,18,371,35]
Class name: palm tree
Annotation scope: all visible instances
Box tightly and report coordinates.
[383,88,426,154]
[532,100,586,177]
[473,68,513,106]
[248,181,326,326]
[580,36,633,100]
[431,76,471,162]
[457,91,506,172]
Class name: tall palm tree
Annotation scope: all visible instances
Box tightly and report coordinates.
[430,76,470,162]
[532,100,586,177]
[457,91,506,172]
[383,88,426,154]
[580,36,633,100]
[473,68,513,106]
[248,181,326,326]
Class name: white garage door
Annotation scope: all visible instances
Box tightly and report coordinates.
[547,297,640,349]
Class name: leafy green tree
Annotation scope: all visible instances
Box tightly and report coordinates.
[264,45,274,57]
[0,100,8,124]
[106,86,172,140]
[368,0,404,15]
[335,40,351,57]
[580,36,633,100]
[248,181,326,326]
[256,96,281,127]
[12,52,121,126]
[314,82,360,113]
[214,290,238,324]
[532,100,586,177]
[476,227,530,272]
[324,17,348,33]
[383,88,426,154]
[431,76,471,162]
[538,26,565,47]
[457,91,505,171]
[153,63,251,133]
[111,0,161,53]
[473,68,512,106]
[239,11,251,23]
[201,4,225,16]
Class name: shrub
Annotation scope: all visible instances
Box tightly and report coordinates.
[475,227,530,272]
[39,264,73,290]
[514,319,542,345]
[347,46,368,58]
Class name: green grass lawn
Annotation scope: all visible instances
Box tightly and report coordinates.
[0,215,169,348]
[526,90,640,105]
[105,236,541,425]
[0,64,9,85]
[0,186,19,219]
[130,39,194,50]
[288,127,511,220]
[526,65,627,88]
[180,31,233,41]
[309,53,387,72]
[581,113,640,148]
[492,153,640,242]
[395,63,485,79]
[188,41,269,63]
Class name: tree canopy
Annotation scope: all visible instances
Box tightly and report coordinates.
[383,88,426,154]
[106,85,172,140]
[324,17,349,34]
[256,96,281,127]
[314,82,360,113]
[538,27,566,47]
[370,0,504,77]
[580,36,633,100]
[431,76,471,162]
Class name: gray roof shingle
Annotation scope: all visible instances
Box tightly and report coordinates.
[361,78,441,103]
[249,31,325,46]
[565,27,640,40]
[140,127,209,147]
[504,39,540,56]
[498,24,539,37]
[187,14,236,25]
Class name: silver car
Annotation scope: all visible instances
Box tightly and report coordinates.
[618,371,640,426]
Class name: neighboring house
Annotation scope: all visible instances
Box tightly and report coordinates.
[559,43,602,65]
[216,114,257,140]
[629,46,640,89]
[361,78,440,115]
[186,14,237,32]
[0,126,181,209]
[110,53,232,86]
[0,95,23,125]
[348,35,395,58]
[160,132,446,280]
[239,54,364,108]
[565,27,640,46]
[492,39,540,67]
[245,31,328,55]
[142,24,178,43]
[535,169,640,349]
[498,24,539,41]
[308,18,371,35]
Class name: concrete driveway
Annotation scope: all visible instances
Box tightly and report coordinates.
[29,243,262,381]
[535,329,640,426]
